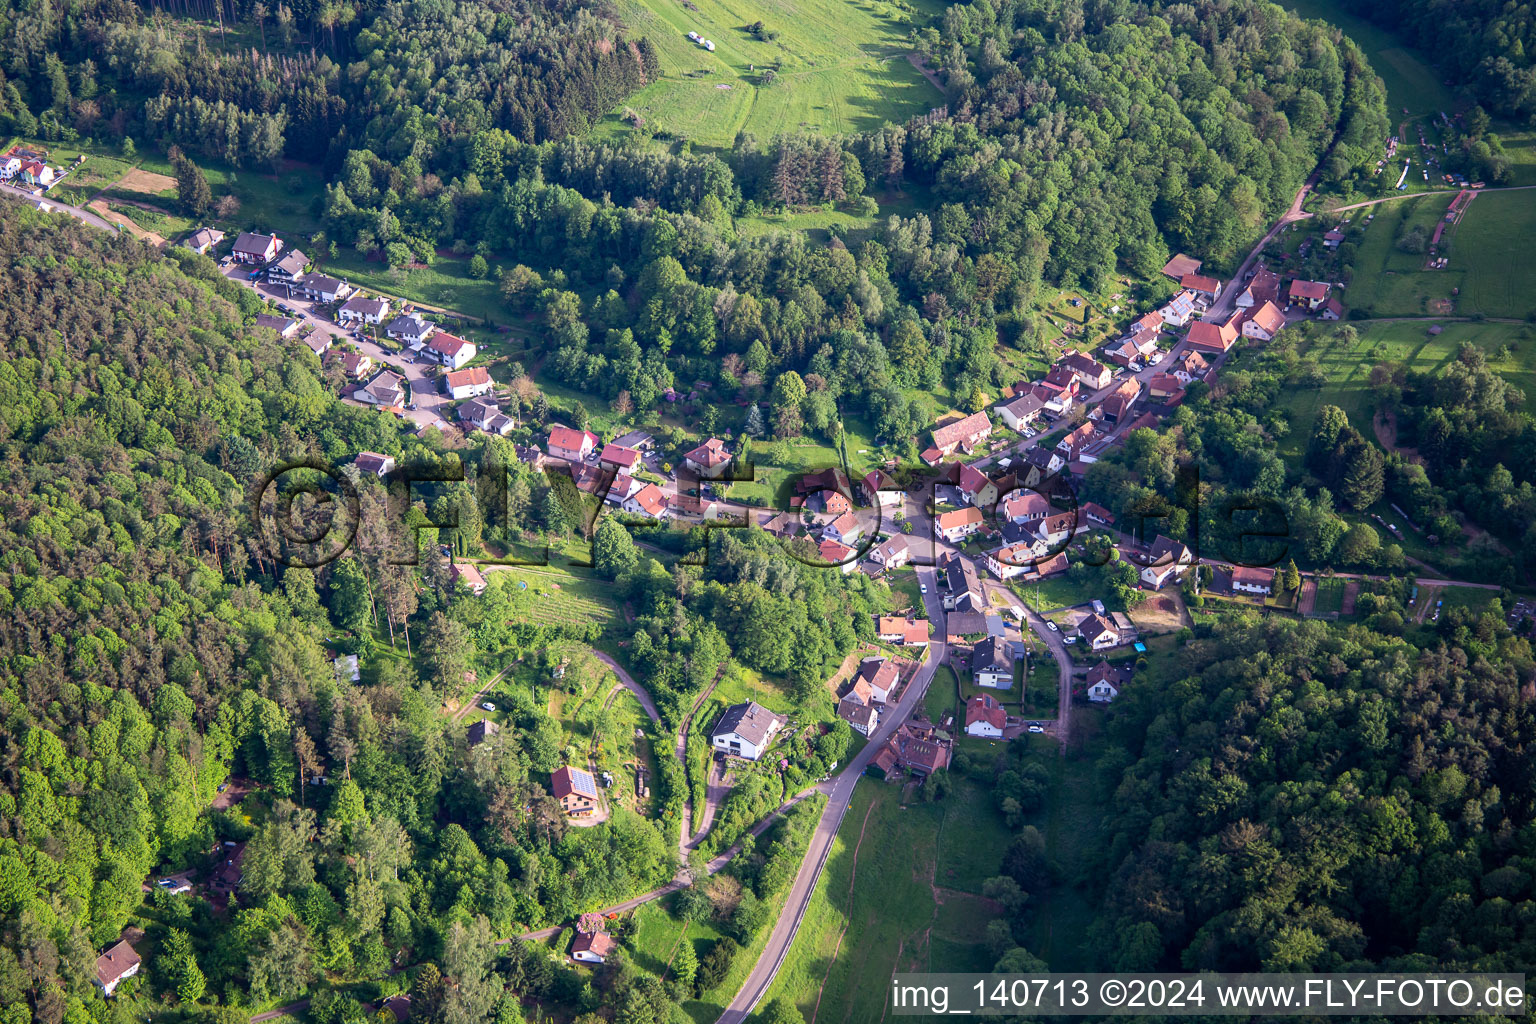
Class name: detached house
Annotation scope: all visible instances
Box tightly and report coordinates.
[871,535,913,569]
[957,463,998,508]
[995,392,1045,433]
[1158,290,1199,327]
[1187,319,1239,354]
[984,543,1040,581]
[1147,373,1186,406]
[856,657,899,703]
[255,313,301,337]
[450,562,488,595]
[338,295,391,325]
[1236,268,1280,309]
[297,272,351,303]
[1138,534,1194,589]
[1060,352,1112,390]
[930,410,992,456]
[1000,491,1050,523]
[94,940,141,997]
[1180,273,1221,300]
[355,370,405,408]
[334,349,373,380]
[354,452,396,477]
[182,226,224,254]
[821,511,863,546]
[964,694,1006,738]
[817,538,858,571]
[572,929,616,964]
[935,506,983,543]
[622,483,669,520]
[1086,660,1131,702]
[1056,423,1098,459]
[458,397,516,435]
[425,331,476,369]
[1241,301,1286,342]
[599,445,642,476]
[972,636,1014,689]
[683,437,732,478]
[551,765,600,817]
[232,231,282,264]
[1078,613,1121,651]
[1035,511,1082,548]
[711,701,786,761]
[266,248,309,284]
[1288,279,1331,310]
[1097,378,1142,424]
[877,616,930,646]
[1171,350,1210,385]
[860,469,903,509]
[1162,253,1202,279]
[1020,447,1066,487]
[444,366,494,400]
[1230,565,1275,595]
[386,312,436,346]
[547,425,598,463]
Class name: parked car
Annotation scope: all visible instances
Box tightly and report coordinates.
[1064,635,1077,644]
[1046,621,1059,632]
[919,583,928,594]
[481,702,496,712]
[1027,724,1045,734]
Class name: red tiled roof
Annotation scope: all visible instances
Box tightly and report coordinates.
[1289,279,1330,301]
[444,366,491,389]
[965,694,1006,730]
[1180,273,1220,294]
[931,410,992,450]
[1246,300,1285,335]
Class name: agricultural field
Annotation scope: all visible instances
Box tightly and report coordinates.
[1344,192,1459,316]
[762,778,1011,1022]
[1450,190,1536,319]
[481,565,623,633]
[600,0,942,149]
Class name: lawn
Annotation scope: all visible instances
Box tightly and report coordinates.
[924,665,958,726]
[1010,574,1090,613]
[1311,577,1346,616]
[322,249,521,325]
[762,778,1011,1022]
[599,0,941,150]
[1450,190,1536,319]
[483,565,623,634]
[710,662,798,716]
[1345,192,1459,316]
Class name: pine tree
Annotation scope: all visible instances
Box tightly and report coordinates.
[1284,559,1302,593]
[743,403,765,438]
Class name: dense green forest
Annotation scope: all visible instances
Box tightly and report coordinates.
[0,207,872,1024]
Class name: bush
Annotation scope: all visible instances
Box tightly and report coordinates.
[469,254,489,279]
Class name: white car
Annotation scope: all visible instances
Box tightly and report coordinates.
[1064,635,1077,644]
[481,702,495,712]
[920,583,928,594]
[1027,724,1045,734]
[1046,621,1059,632]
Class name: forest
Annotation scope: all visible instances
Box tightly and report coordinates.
[0,206,873,1024]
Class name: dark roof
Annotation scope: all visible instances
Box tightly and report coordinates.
[971,635,1012,674]
[552,764,599,799]
[467,719,499,745]
[713,701,784,746]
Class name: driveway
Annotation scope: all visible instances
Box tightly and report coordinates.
[986,582,1074,747]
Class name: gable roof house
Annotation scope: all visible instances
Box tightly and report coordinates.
[1171,350,1210,384]
[450,561,488,595]
[1000,490,1050,523]
[266,248,310,284]
[354,452,396,477]
[1097,378,1142,423]
[572,928,616,964]
[837,698,880,736]
[425,331,476,369]
[1179,273,1222,299]
[1288,279,1331,310]
[303,330,333,358]
[296,271,351,303]
[354,370,405,408]
[1078,613,1121,651]
[984,542,1040,581]
[1162,253,1202,279]
[386,312,437,346]
[1086,660,1131,702]
[1056,422,1099,458]
[995,392,1046,432]
[860,469,903,508]
[939,550,983,610]
[338,295,391,325]
[1137,534,1194,589]
[255,313,302,337]
[873,722,952,777]
[94,940,141,996]
[1230,565,1275,595]
[182,226,225,254]
[856,657,900,703]
[1061,352,1112,390]
[821,511,863,546]
[930,410,993,456]
[547,425,599,463]
[816,538,858,572]
[467,719,499,748]
[1321,295,1345,320]
[333,349,373,380]
[935,506,983,543]
[964,694,1006,737]
[552,765,600,817]
[711,701,786,761]
[622,483,670,520]
[956,463,999,509]
[1186,318,1239,353]
[1147,373,1187,406]
[871,535,913,569]
[1020,447,1066,487]
[1158,290,1199,327]
[458,396,516,435]
[444,366,494,401]
[1034,511,1082,548]
[599,444,642,475]
[877,616,930,646]
[1236,267,1281,308]
[971,635,1015,689]
[1241,300,1286,342]
[232,231,282,264]
[683,437,732,478]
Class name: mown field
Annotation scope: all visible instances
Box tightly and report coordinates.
[1276,320,1536,458]
[762,778,1012,1023]
[600,0,942,148]
[1281,0,1453,119]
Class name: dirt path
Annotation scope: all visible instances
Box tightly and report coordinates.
[87,199,166,245]
[1373,408,1424,465]
[448,662,515,723]
[1297,578,1318,617]
[808,800,878,1024]
[906,53,945,93]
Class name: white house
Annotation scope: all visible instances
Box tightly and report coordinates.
[354,370,405,408]
[547,425,598,463]
[338,295,391,325]
[354,452,396,477]
[1086,660,1128,703]
[1230,565,1274,595]
[1138,535,1193,589]
[683,437,732,478]
[984,543,1039,581]
[572,930,615,964]
[995,392,1045,433]
[821,511,863,546]
[232,231,282,264]
[870,536,913,569]
[1078,613,1121,651]
[458,397,516,435]
[964,694,1006,738]
[711,701,785,760]
[622,483,670,520]
[425,332,476,369]
[957,463,998,508]
[94,940,141,997]
[296,272,351,303]
[444,366,494,401]
[856,657,899,703]
[386,312,437,346]
[935,506,983,543]
[971,636,1014,689]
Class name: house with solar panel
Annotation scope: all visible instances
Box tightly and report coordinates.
[551,765,600,817]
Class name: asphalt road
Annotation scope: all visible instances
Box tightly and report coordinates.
[985,582,1075,747]
[714,564,949,1024]
[1,181,119,232]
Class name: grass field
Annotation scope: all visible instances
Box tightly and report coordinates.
[1281,0,1453,119]
[600,0,942,149]
[1345,193,1457,316]
[1451,191,1536,319]
[763,778,1011,1021]
[1276,321,1536,459]
[484,565,623,633]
